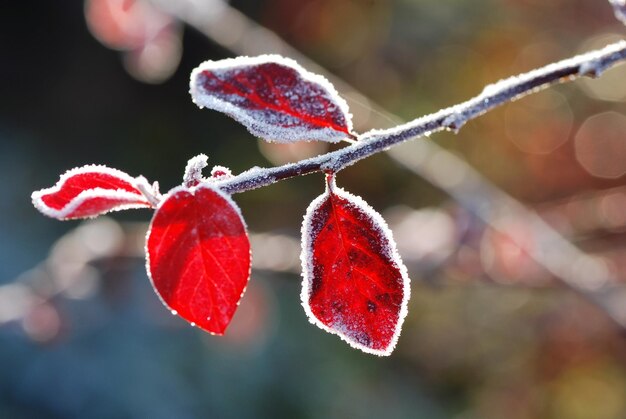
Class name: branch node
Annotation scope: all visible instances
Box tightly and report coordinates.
[320,156,340,172]
[135,176,162,207]
[442,113,466,134]
[579,60,605,78]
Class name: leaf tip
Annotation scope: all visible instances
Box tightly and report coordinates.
[189,54,354,144]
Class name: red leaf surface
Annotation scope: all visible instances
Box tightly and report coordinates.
[31,165,152,220]
[301,176,410,356]
[190,55,354,143]
[146,183,251,335]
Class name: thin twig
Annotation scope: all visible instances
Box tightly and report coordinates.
[217,41,626,194]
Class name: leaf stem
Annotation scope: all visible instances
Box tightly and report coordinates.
[135,176,162,207]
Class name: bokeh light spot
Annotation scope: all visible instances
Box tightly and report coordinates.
[506,90,572,154]
[575,111,626,179]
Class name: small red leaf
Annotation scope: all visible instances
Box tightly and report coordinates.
[32,165,152,220]
[301,176,410,356]
[146,183,251,335]
[190,55,354,143]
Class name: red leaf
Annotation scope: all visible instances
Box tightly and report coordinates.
[300,176,410,356]
[146,184,251,335]
[190,55,354,143]
[32,165,152,220]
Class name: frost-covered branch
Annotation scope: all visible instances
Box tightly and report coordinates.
[85,0,626,330]
[217,41,626,195]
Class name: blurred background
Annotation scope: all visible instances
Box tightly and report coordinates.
[2,0,626,418]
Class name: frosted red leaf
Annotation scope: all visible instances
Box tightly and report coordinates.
[31,165,152,220]
[146,183,251,335]
[190,55,355,143]
[300,176,410,356]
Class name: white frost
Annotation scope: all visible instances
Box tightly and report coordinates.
[183,154,209,186]
[189,54,354,144]
[299,177,411,356]
[479,41,626,95]
[359,40,626,145]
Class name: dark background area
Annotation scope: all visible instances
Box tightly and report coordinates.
[2,1,626,418]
